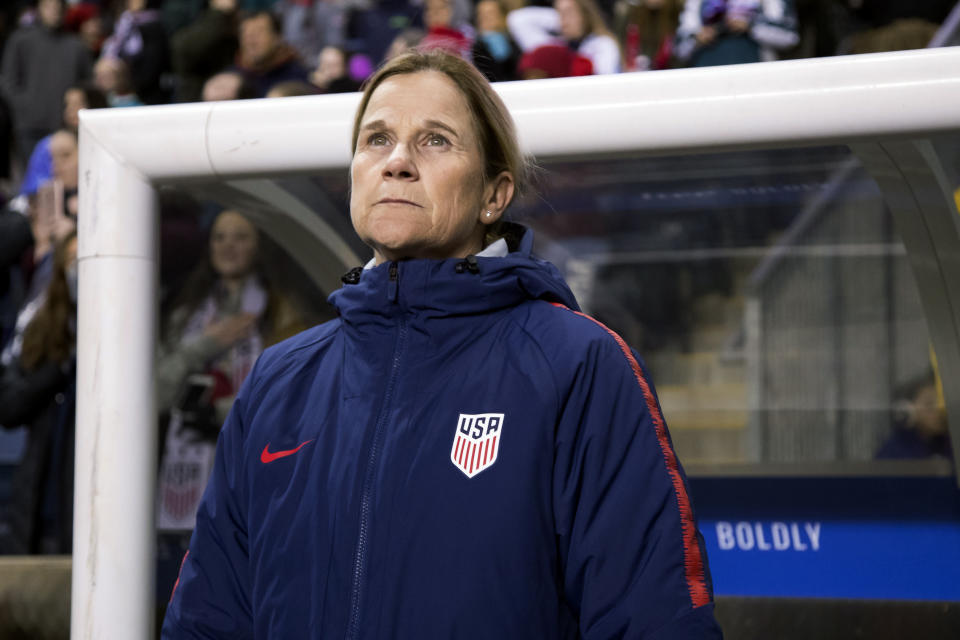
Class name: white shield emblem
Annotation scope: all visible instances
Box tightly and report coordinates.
[450,413,504,478]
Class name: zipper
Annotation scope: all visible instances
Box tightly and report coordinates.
[345,262,405,640]
[387,261,399,302]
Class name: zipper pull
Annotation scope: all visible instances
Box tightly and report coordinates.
[387,262,399,302]
[341,266,364,285]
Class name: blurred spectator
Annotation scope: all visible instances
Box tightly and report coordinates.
[164,0,286,34]
[615,0,682,70]
[0,231,78,554]
[155,209,303,531]
[342,0,423,69]
[0,0,92,165]
[420,0,474,60]
[384,26,425,61]
[101,0,172,104]
[309,45,361,93]
[233,10,309,97]
[64,2,105,57]
[201,70,258,101]
[1,130,79,369]
[517,43,594,77]
[674,0,799,67]
[0,95,12,187]
[0,204,33,348]
[508,0,622,74]
[20,85,107,201]
[471,0,520,82]
[93,56,144,107]
[278,0,347,66]
[876,372,952,460]
[171,0,240,104]
[266,79,319,96]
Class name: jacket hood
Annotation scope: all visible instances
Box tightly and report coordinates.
[329,226,580,323]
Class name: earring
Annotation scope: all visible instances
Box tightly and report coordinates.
[485,210,493,218]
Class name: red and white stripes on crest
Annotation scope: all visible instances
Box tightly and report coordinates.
[549,302,712,609]
[452,434,498,474]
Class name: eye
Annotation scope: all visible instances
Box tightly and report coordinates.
[367,132,388,146]
[426,133,449,147]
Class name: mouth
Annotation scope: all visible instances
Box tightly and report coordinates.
[376,198,422,207]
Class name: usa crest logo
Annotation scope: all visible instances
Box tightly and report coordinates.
[450,413,504,478]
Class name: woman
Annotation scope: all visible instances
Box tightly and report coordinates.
[2,129,80,373]
[156,209,302,532]
[163,51,720,638]
[19,85,107,201]
[673,0,799,68]
[100,0,171,104]
[507,0,622,75]
[472,0,521,82]
[0,232,78,554]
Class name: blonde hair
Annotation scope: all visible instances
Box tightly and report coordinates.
[351,50,528,208]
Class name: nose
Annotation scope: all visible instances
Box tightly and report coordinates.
[382,143,418,181]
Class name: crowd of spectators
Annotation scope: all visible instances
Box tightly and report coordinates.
[0,0,952,190]
[0,0,955,556]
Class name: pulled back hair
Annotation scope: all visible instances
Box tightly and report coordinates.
[351,50,528,211]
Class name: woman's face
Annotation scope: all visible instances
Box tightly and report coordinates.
[350,71,490,264]
[555,0,586,40]
[210,211,259,280]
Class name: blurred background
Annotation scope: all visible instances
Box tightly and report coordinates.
[0,0,959,637]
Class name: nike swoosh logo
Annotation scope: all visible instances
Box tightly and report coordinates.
[260,440,314,464]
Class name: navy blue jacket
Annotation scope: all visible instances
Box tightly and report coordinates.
[162,231,721,639]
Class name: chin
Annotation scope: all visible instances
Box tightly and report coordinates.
[361,217,427,259]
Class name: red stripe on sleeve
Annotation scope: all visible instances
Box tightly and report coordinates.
[169,549,190,604]
[550,302,711,608]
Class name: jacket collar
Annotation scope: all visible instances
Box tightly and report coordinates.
[330,226,579,323]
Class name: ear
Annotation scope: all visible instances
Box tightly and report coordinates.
[479,171,515,226]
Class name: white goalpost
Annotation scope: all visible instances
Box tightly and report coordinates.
[74,47,960,638]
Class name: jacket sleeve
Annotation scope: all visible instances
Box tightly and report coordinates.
[552,324,720,638]
[161,374,254,639]
[0,360,67,429]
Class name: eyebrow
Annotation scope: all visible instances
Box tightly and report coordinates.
[358,118,461,140]
[424,119,459,139]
